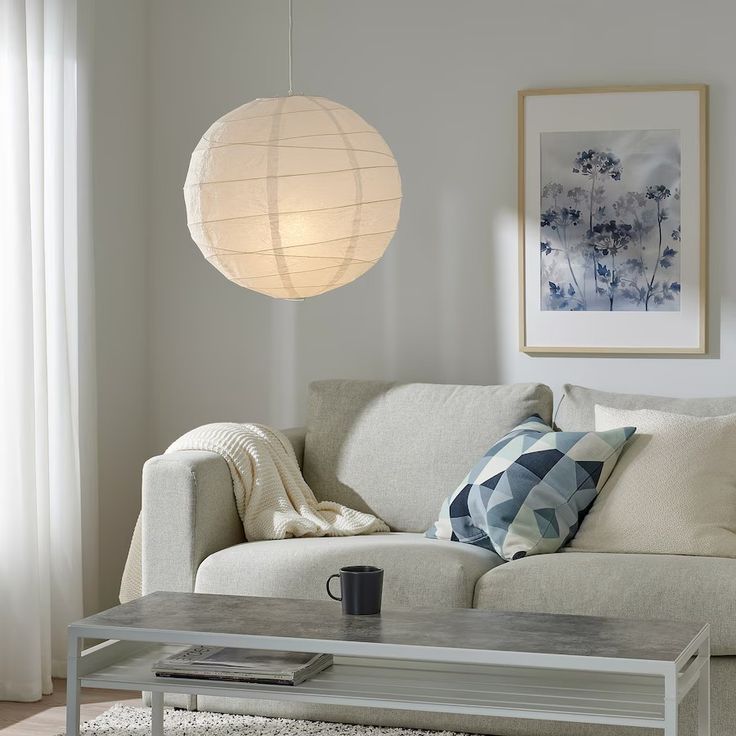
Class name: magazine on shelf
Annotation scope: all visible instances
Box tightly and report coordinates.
[152,646,333,686]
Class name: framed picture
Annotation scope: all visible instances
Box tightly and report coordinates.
[519,85,707,354]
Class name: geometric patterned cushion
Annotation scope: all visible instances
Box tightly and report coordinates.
[425,415,635,561]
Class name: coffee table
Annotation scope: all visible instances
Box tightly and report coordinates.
[66,592,709,736]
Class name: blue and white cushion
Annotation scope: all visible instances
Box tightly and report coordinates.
[425,415,635,561]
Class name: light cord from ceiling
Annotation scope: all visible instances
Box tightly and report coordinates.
[288,0,294,95]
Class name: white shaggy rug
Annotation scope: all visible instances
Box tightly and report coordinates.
[63,703,475,735]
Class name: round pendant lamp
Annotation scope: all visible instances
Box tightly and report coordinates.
[183,5,401,299]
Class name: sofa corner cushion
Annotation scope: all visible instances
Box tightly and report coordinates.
[195,532,504,609]
[474,551,736,655]
[303,380,553,532]
[556,383,736,431]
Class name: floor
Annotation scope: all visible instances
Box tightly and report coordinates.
[0,678,140,736]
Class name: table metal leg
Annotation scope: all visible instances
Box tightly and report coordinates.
[66,633,82,736]
[151,691,164,736]
[664,671,678,736]
[698,655,711,736]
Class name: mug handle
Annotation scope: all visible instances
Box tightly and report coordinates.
[326,573,342,601]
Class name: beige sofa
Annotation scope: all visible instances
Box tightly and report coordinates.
[141,381,736,736]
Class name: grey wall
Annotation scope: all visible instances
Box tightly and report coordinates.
[91,0,150,609]
[92,0,736,609]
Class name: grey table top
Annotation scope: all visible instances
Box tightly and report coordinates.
[73,591,706,663]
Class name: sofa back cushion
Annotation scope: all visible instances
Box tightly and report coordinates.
[556,383,736,431]
[303,380,553,532]
[569,405,736,558]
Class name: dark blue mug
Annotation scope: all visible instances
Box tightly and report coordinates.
[326,565,383,615]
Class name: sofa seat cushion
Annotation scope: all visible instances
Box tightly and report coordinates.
[195,532,504,608]
[474,551,736,655]
[304,380,553,532]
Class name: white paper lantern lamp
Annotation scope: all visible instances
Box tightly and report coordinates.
[184,94,401,299]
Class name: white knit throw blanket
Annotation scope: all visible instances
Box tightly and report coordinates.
[119,423,388,603]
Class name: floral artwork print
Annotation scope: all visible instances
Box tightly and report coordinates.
[540,129,681,311]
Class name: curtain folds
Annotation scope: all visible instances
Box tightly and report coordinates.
[0,0,89,701]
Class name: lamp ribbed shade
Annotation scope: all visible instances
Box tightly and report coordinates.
[184,95,402,299]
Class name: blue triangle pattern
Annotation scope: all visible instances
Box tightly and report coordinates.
[425,415,635,562]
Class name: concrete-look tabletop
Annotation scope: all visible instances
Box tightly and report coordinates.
[73,591,705,663]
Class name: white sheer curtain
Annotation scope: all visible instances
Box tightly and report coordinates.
[0,0,88,701]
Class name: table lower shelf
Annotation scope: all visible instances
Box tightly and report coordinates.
[79,643,670,728]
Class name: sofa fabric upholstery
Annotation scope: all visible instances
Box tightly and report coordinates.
[556,383,736,431]
[303,380,554,532]
[195,532,504,608]
[570,406,736,558]
[142,451,243,595]
[143,382,734,736]
[141,430,307,597]
[474,550,736,655]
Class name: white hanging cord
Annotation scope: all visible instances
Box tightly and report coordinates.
[288,0,294,95]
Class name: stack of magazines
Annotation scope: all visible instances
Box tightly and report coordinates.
[152,646,333,686]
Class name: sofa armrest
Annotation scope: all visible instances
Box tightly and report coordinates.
[141,427,306,595]
[142,451,244,594]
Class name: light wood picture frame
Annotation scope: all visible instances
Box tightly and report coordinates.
[519,85,708,355]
